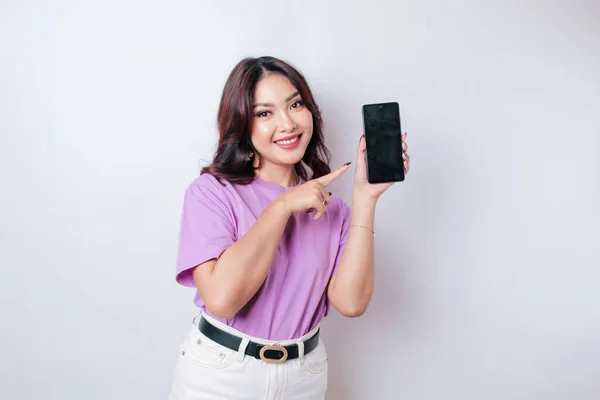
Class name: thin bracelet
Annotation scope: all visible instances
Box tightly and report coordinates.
[351,224,374,234]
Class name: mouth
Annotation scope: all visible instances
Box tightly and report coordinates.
[274,133,302,149]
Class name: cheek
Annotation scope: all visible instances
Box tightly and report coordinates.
[250,121,275,144]
[298,110,314,131]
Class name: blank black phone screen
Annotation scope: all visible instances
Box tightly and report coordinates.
[361,102,405,183]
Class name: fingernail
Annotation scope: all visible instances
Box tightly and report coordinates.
[359,135,364,142]
[343,162,351,166]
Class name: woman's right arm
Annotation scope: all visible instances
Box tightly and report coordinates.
[193,165,350,319]
[192,198,291,319]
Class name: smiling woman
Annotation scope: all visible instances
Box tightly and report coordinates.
[201,57,332,185]
[169,56,410,399]
[250,75,314,183]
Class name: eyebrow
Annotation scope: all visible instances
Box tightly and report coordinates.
[253,91,300,108]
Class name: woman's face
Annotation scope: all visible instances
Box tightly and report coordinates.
[249,74,313,170]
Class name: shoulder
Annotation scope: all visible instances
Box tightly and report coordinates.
[189,172,228,189]
[181,173,238,211]
[186,173,231,197]
[180,173,240,222]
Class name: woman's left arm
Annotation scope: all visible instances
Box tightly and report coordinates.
[328,133,410,317]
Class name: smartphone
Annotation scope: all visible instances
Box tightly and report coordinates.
[361,102,405,183]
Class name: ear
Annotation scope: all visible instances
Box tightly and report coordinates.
[246,136,255,161]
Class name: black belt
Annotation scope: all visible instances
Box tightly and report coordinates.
[198,316,319,364]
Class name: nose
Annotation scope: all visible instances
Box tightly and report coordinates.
[279,111,296,133]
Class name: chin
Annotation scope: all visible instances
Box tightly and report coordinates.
[279,154,305,166]
[273,145,309,165]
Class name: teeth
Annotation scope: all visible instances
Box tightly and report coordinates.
[276,136,299,145]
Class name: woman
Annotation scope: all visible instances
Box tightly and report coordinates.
[169,56,410,399]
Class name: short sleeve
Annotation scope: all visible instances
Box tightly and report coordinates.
[175,177,236,287]
[332,197,351,275]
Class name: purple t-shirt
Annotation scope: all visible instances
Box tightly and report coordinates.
[175,173,351,340]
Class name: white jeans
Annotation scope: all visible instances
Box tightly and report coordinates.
[169,312,328,400]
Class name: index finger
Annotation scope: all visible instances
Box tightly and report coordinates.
[314,162,351,186]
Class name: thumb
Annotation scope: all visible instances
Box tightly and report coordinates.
[357,135,367,168]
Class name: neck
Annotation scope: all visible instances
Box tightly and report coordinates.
[255,162,299,187]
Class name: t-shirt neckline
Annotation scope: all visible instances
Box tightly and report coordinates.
[253,176,305,191]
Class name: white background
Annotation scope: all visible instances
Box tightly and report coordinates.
[2,1,599,399]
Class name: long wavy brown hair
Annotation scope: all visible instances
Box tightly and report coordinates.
[201,56,331,184]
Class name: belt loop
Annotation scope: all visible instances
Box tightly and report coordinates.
[237,336,250,363]
[192,311,201,326]
[297,339,305,365]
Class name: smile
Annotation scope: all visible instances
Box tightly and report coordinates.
[274,134,302,149]
[274,134,301,145]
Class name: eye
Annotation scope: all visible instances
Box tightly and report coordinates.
[255,110,271,118]
[291,100,304,109]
